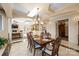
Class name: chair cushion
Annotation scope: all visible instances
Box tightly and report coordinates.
[34,42,41,48]
[43,48,52,55]
[42,43,53,55]
[46,43,53,51]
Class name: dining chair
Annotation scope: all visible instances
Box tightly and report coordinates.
[42,37,61,56]
[27,32,34,52]
[29,35,42,56]
[27,33,32,52]
[27,33,30,48]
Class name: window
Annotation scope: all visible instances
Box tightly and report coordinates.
[0,15,3,31]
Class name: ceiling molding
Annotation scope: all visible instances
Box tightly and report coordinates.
[12,10,34,19]
[1,3,13,18]
[49,11,79,21]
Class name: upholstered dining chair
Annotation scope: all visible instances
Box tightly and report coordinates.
[27,32,34,52]
[27,33,33,52]
[42,37,61,56]
[27,33,30,47]
[29,33,42,56]
[30,36,42,56]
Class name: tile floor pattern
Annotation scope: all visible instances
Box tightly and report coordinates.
[61,40,79,51]
[9,39,79,56]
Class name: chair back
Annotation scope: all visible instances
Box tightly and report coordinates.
[28,32,35,48]
[27,33,30,40]
[27,33,32,42]
[27,32,34,47]
[52,37,61,56]
[30,36,35,46]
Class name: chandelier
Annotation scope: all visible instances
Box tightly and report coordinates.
[32,8,44,31]
[33,8,43,25]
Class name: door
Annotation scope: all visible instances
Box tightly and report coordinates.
[58,23,65,37]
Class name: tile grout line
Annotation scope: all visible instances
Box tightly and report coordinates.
[60,44,79,52]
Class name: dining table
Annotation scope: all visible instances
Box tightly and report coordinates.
[33,36,55,55]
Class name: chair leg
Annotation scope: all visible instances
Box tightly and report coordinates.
[30,46,32,52]
[33,48,36,56]
[29,45,32,53]
[57,53,59,56]
[42,51,44,56]
[27,42,29,48]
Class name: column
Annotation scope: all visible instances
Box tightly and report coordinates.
[68,17,78,44]
[8,17,12,44]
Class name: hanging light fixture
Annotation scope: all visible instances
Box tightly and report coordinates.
[31,8,44,31]
[33,8,44,25]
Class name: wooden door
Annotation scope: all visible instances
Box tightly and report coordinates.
[58,23,65,37]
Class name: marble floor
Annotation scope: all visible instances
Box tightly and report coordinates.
[9,38,79,56]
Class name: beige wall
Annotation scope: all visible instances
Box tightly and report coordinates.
[69,17,78,44]
[46,15,79,44]
[65,21,68,36]
[0,11,8,39]
[46,20,56,39]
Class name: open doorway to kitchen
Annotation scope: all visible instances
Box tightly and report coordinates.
[56,19,68,41]
[11,18,33,43]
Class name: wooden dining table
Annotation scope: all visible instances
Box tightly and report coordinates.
[33,37,55,55]
[34,38,54,47]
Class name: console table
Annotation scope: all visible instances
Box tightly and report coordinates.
[12,33,21,39]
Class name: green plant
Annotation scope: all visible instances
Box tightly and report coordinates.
[0,37,8,46]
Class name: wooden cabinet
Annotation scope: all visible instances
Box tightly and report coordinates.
[12,33,21,39]
[12,24,21,39]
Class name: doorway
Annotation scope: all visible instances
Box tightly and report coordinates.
[59,22,65,37]
[56,19,68,41]
[11,18,33,43]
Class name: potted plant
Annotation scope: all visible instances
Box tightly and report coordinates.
[0,37,8,49]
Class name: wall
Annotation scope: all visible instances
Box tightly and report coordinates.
[0,11,8,39]
[46,20,56,39]
[47,14,79,44]
[0,15,2,31]
[69,18,78,44]
[65,21,68,36]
